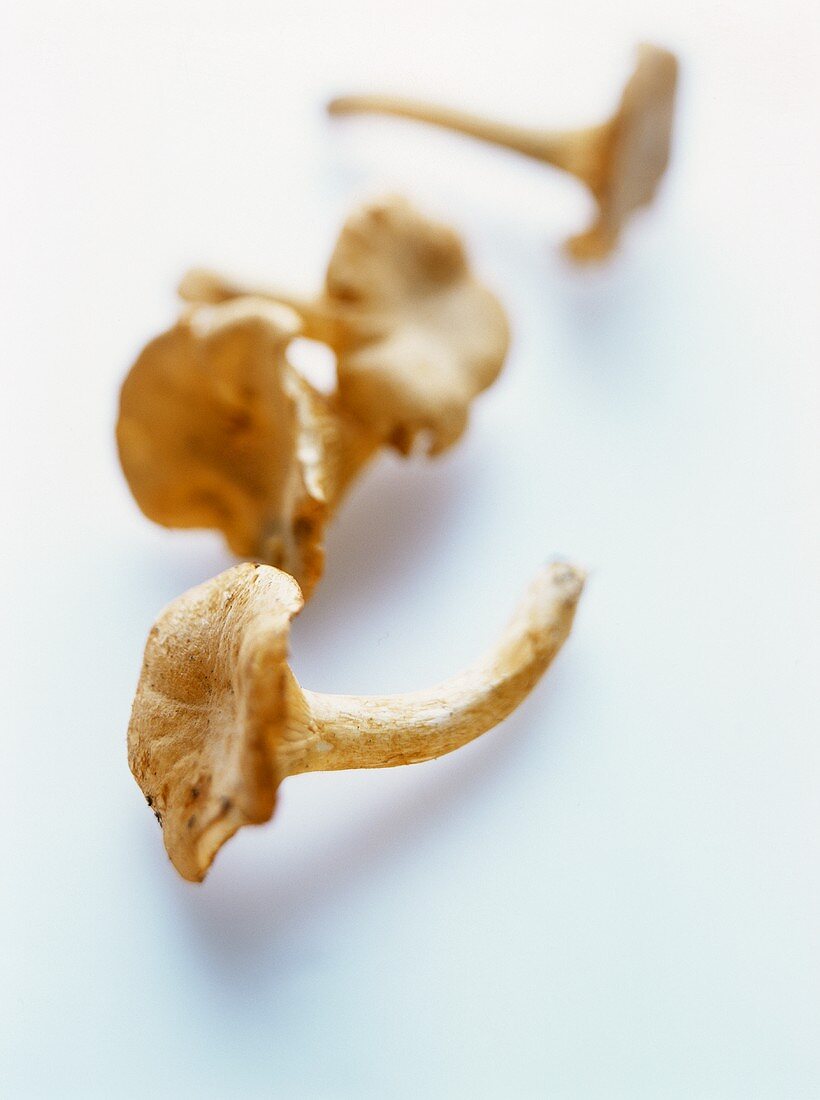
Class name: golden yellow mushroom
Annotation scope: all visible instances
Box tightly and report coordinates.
[328,44,678,261]
[117,297,376,596]
[179,195,510,454]
[128,560,585,881]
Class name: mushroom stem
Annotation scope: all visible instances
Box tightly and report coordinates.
[178,269,339,344]
[286,562,584,775]
[327,95,608,191]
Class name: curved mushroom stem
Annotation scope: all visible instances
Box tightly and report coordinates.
[284,562,584,775]
[327,95,609,192]
[178,269,339,344]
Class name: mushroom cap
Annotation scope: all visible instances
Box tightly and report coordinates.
[117,297,367,595]
[318,196,509,454]
[127,563,303,881]
[569,44,678,260]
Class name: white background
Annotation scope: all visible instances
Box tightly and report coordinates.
[2,1,819,1097]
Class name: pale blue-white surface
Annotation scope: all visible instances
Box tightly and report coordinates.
[1,2,819,1096]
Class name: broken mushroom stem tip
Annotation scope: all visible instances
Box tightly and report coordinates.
[284,561,586,774]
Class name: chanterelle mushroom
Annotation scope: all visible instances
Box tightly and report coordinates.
[327,44,678,261]
[117,297,376,596]
[179,196,509,454]
[128,560,584,881]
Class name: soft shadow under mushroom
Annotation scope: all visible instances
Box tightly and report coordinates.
[161,694,565,983]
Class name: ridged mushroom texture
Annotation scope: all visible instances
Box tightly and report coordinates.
[179,195,510,455]
[128,561,585,882]
[327,44,678,261]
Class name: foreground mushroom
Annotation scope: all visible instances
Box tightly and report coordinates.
[179,195,509,454]
[117,297,377,596]
[128,560,585,881]
[327,44,678,260]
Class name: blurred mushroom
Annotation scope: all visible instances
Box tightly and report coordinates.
[179,195,509,454]
[327,44,678,260]
[117,297,377,597]
[128,560,585,881]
